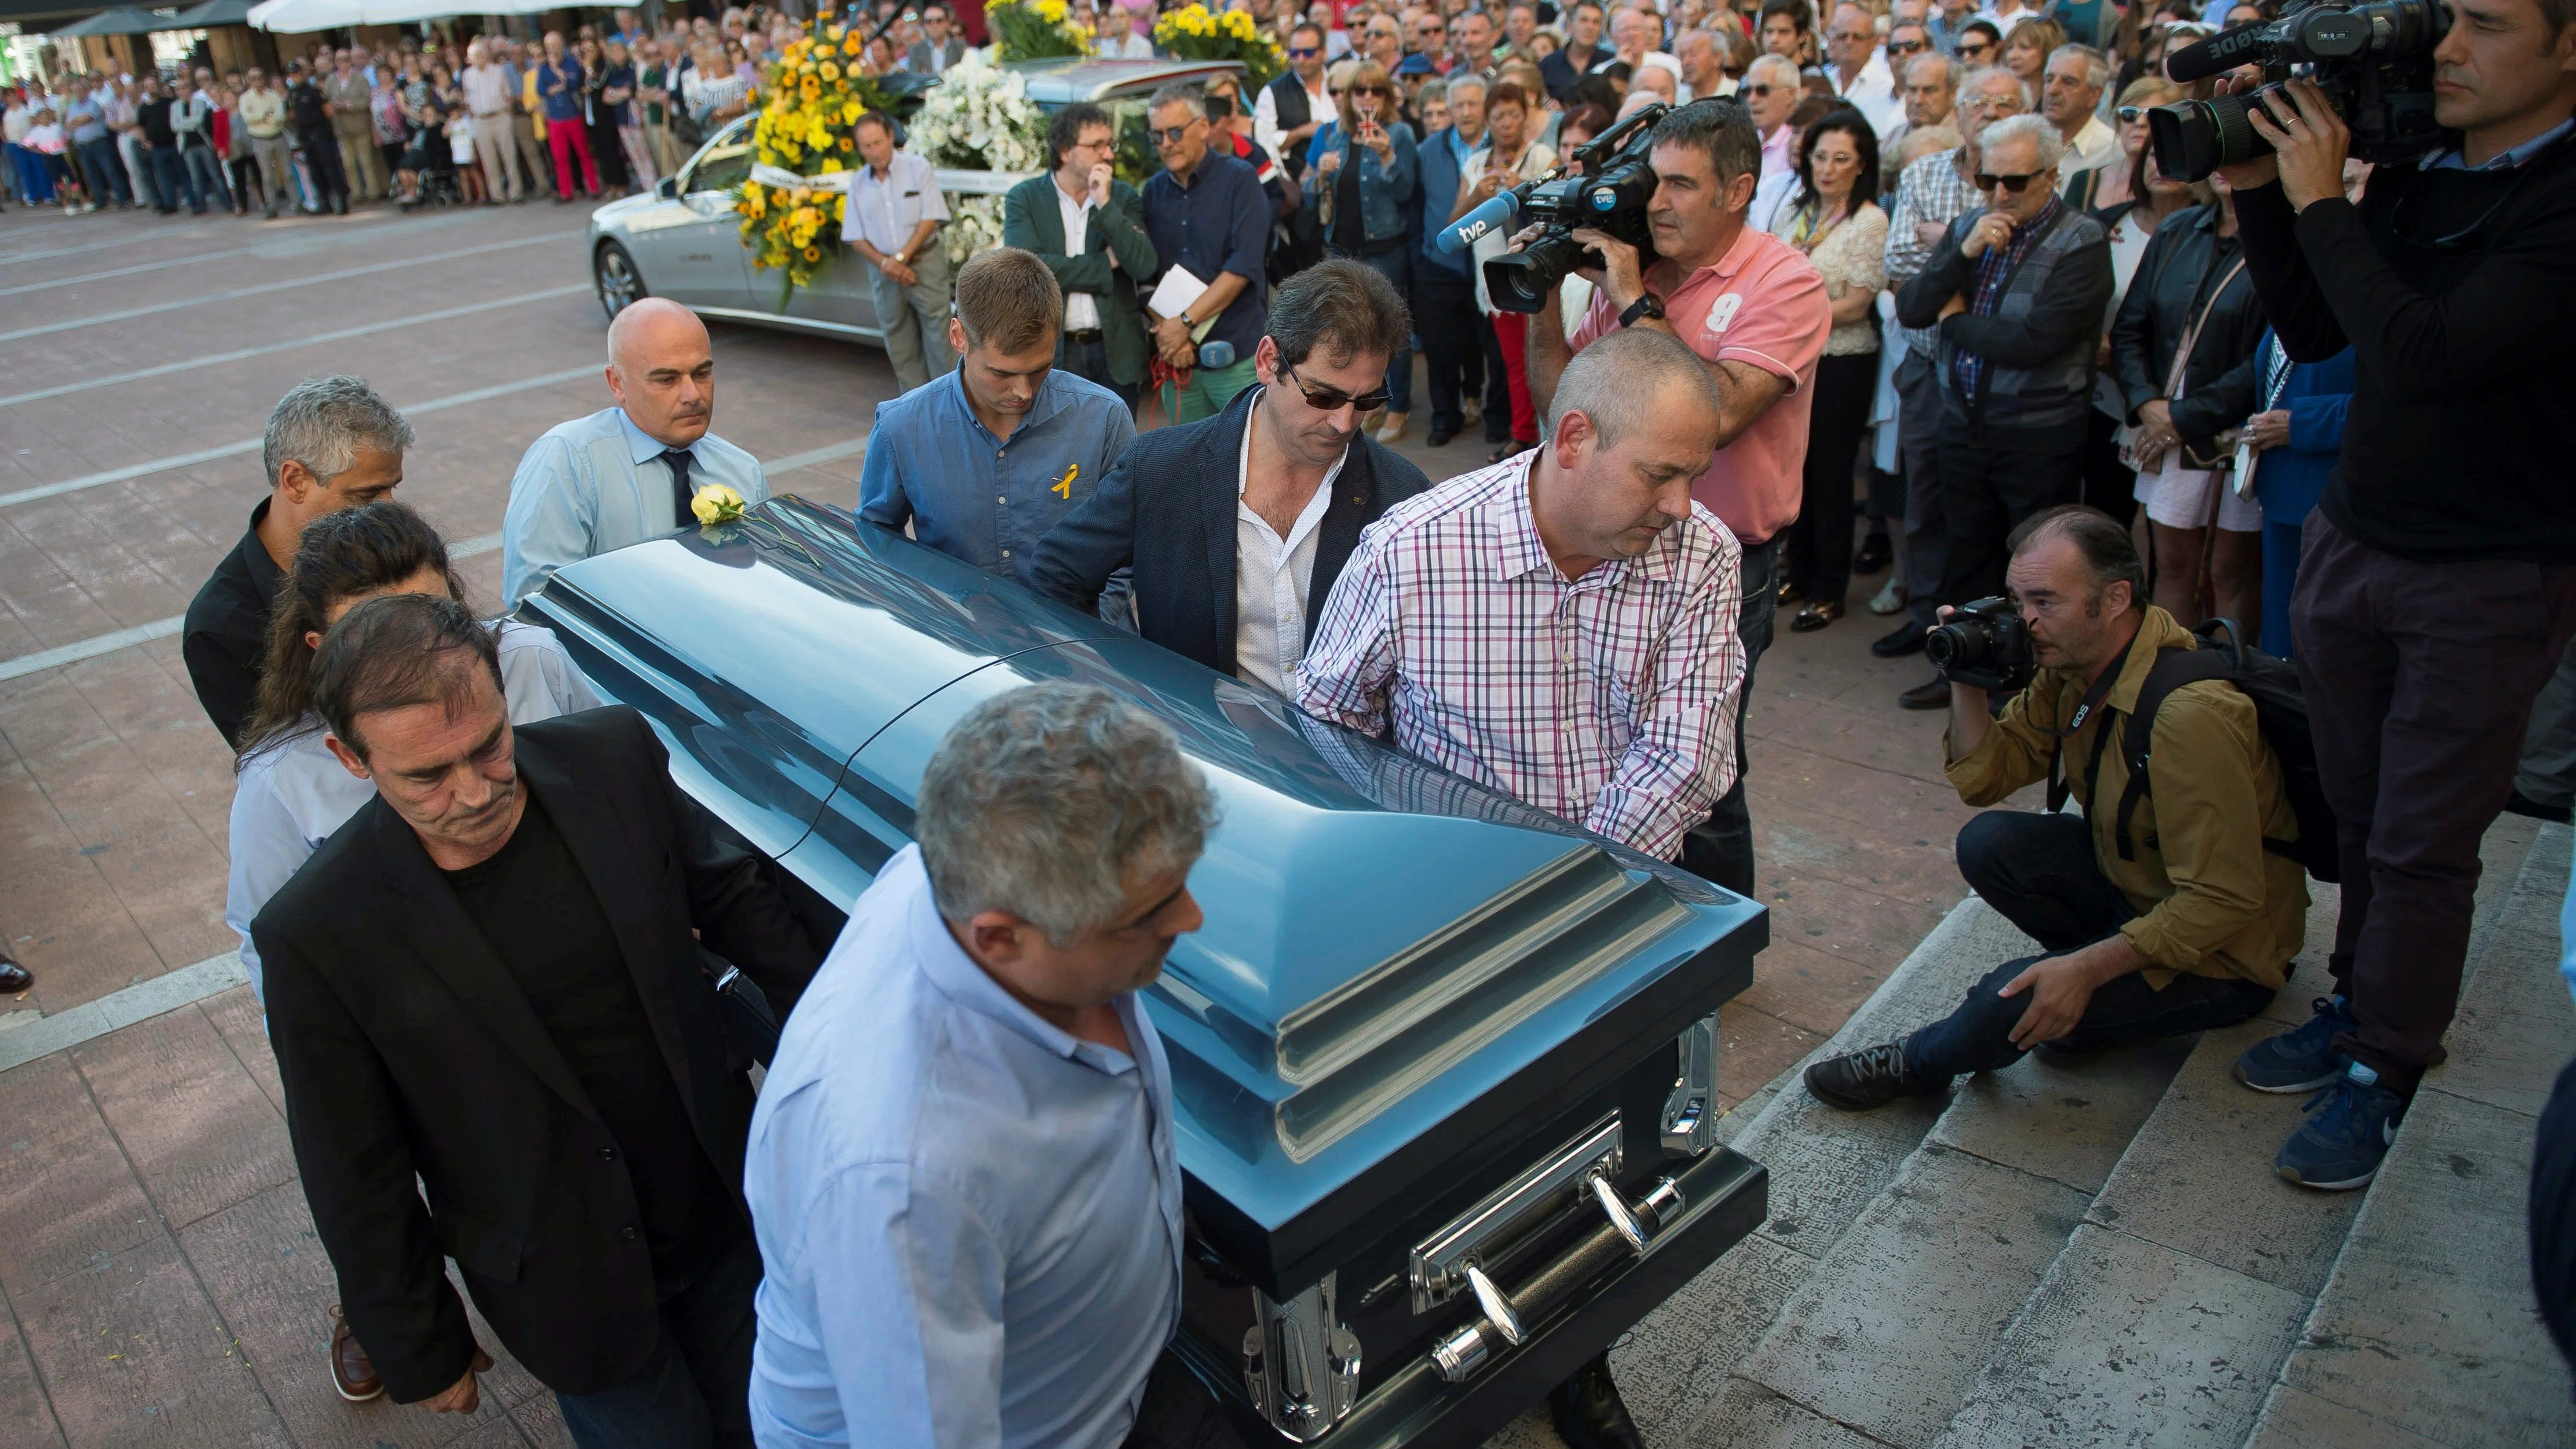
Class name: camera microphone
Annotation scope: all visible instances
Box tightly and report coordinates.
[2163,18,2275,83]
[1438,190,1522,255]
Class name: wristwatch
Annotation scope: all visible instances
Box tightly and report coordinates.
[1619,292,1666,329]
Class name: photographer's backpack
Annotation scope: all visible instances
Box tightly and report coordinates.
[2110,618,2341,884]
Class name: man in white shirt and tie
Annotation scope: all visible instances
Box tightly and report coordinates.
[502,298,769,606]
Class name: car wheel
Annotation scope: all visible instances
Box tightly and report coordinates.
[595,241,646,321]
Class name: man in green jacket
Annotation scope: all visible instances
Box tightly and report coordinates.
[1002,101,1157,410]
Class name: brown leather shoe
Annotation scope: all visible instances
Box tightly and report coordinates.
[328,1305,383,1402]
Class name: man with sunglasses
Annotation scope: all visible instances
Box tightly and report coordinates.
[1139,84,1273,422]
[1892,112,2112,702]
[1875,64,2027,691]
[1926,0,1982,57]
[1742,53,1803,177]
[2215,0,2576,1192]
[1030,260,1430,694]
[1256,21,1332,184]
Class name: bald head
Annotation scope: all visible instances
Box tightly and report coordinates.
[604,299,717,449]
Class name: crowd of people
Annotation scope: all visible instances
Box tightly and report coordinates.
[3,0,2561,1443]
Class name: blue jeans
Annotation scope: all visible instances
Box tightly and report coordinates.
[146,144,184,210]
[78,137,130,205]
[1679,536,1780,896]
[554,1228,759,1449]
[1900,811,2275,1079]
[1334,244,1414,414]
[181,143,229,211]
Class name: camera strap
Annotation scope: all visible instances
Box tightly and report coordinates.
[2044,632,2140,816]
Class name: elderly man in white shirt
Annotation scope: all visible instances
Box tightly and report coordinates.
[502,297,769,606]
[462,40,528,201]
[1826,2,1908,138]
[2044,42,2120,182]
[846,110,958,392]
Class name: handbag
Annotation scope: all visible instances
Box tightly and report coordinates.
[2160,254,2250,476]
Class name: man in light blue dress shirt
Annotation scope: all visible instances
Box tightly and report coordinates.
[743,682,1218,1449]
[503,298,769,607]
[859,247,1137,590]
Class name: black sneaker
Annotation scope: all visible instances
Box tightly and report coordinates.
[1804,1042,1941,1111]
[2505,789,2574,824]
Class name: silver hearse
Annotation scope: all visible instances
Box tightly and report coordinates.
[521,498,1771,1446]
[584,57,1239,346]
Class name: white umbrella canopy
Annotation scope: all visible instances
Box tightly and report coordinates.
[250,0,568,30]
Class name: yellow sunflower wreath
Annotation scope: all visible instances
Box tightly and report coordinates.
[1152,3,1285,88]
[735,8,893,304]
[985,0,1092,62]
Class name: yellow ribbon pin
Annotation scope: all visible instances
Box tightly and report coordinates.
[1053,464,1077,499]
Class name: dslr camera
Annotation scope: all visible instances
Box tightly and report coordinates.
[2150,0,2448,181]
[1438,103,1668,314]
[1926,597,2034,694]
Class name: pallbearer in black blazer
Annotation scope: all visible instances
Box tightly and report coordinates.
[1028,260,1433,684]
[253,606,820,1417]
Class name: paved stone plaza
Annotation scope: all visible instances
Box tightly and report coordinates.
[0,198,2000,1447]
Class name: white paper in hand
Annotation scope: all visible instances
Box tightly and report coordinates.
[1148,265,1221,342]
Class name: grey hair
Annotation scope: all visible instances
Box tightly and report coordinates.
[1547,327,1724,448]
[916,682,1219,944]
[261,375,412,492]
[1446,71,1488,98]
[1979,112,2066,171]
[2048,42,2110,89]
[1744,53,1800,88]
[1958,63,2025,103]
[1147,81,1208,119]
[1903,50,1956,92]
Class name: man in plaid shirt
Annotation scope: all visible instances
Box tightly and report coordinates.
[1295,323,1741,1449]
[1296,327,1746,866]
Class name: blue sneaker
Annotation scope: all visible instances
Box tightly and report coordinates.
[2276,1060,2406,1191]
[2235,994,2355,1093]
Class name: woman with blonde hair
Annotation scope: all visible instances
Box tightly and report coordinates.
[2001,16,2065,105]
[2065,75,2179,213]
[1307,58,1421,442]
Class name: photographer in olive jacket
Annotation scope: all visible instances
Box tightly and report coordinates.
[2214,0,2576,1191]
[1804,507,2305,1115]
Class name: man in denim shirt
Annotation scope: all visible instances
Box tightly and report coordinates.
[860,249,1135,596]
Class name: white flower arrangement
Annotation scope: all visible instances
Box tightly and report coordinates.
[945,195,1007,265]
[904,50,1049,173]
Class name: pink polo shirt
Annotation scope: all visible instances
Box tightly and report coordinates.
[1571,224,1830,545]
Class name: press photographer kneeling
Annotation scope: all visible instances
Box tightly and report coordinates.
[1806,508,2307,1114]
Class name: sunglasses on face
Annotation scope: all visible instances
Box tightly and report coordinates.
[1960,41,1993,56]
[2116,104,2146,122]
[1151,119,1203,144]
[1975,170,2042,192]
[1284,364,1390,414]
[1289,43,1321,56]
[1351,83,1390,96]
[1741,82,1777,97]
[1887,37,1925,52]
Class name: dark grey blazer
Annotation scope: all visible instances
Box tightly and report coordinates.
[1028,384,1431,678]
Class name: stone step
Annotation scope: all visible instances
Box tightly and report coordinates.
[1581,892,2040,1448]
[2243,821,2576,1449]
[1930,817,2549,1449]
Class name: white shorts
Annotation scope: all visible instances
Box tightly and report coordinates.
[2135,460,2263,532]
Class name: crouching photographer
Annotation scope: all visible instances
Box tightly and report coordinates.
[1806,507,2308,1126]
[2206,0,2576,1189]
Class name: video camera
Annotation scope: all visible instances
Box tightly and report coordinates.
[1435,102,1667,315]
[2149,0,2447,182]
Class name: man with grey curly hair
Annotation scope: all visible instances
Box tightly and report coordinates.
[744,680,1227,1449]
[184,374,410,747]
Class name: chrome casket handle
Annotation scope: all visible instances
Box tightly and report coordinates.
[1429,1173,1686,1383]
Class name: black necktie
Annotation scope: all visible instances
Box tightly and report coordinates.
[659,447,695,524]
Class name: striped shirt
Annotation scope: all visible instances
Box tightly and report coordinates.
[1884,147,1986,357]
[1293,452,1747,861]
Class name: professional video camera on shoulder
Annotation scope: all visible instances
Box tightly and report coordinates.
[1434,101,1668,313]
[2149,0,2447,180]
